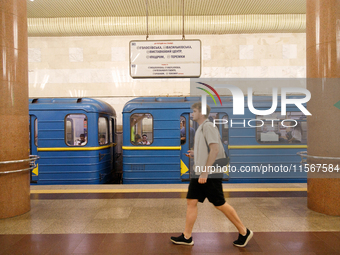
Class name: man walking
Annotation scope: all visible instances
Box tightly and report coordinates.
[170,102,253,247]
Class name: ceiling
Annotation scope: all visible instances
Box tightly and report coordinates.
[27,0,306,36]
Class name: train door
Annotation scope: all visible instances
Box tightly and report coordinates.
[180,113,193,181]
[29,115,39,183]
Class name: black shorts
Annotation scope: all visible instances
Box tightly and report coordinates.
[186,174,226,206]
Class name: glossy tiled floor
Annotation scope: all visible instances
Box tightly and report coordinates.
[1,232,340,255]
[1,183,340,254]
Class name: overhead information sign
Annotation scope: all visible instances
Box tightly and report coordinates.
[129,40,201,78]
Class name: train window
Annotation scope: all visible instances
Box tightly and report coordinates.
[109,119,113,143]
[181,116,196,149]
[256,112,307,144]
[98,117,109,145]
[130,113,153,145]
[65,114,88,146]
[180,116,186,145]
[34,118,38,146]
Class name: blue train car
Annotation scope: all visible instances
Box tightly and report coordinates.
[29,98,116,184]
[122,96,308,184]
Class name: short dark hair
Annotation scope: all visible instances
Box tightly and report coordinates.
[80,134,85,138]
[191,102,211,117]
[142,134,147,137]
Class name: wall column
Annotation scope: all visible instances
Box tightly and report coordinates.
[0,0,30,218]
[306,0,340,215]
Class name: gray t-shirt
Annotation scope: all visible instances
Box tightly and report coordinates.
[194,119,226,174]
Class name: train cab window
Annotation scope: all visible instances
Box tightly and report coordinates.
[65,114,88,146]
[256,112,307,144]
[98,117,109,145]
[180,116,186,145]
[181,115,196,149]
[29,117,38,150]
[130,113,153,145]
[34,118,38,146]
[109,119,113,143]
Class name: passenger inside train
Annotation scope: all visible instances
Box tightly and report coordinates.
[287,122,302,143]
[133,134,142,145]
[180,120,186,145]
[141,134,150,145]
[180,119,196,148]
[99,135,106,145]
[78,134,86,145]
[130,113,153,145]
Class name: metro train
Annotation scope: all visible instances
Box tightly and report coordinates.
[29,98,117,184]
[29,96,308,185]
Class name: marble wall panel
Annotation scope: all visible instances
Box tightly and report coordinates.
[69,47,83,62]
[202,46,211,60]
[282,44,298,59]
[239,45,254,60]
[28,48,41,62]
[111,47,126,62]
[27,33,306,126]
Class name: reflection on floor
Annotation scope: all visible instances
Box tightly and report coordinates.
[0,184,339,254]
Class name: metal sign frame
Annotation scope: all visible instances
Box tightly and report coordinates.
[129,39,201,79]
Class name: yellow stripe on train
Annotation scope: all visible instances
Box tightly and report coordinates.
[122,146,181,150]
[37,143,115,151]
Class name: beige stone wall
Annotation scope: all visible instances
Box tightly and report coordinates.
[28,33,306,125]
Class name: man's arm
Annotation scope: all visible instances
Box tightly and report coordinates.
[198,143,219,184]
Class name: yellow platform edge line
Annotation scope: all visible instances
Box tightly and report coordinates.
[30,188,307,194]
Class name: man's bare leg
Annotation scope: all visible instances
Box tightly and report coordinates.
[183,199,198,238]
[215,202,246,235]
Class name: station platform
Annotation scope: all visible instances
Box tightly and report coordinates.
[1,183,340,254]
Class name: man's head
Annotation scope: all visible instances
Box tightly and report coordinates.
[191,102,211,121]
[142,134,147,141]
[80,134,86,143]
